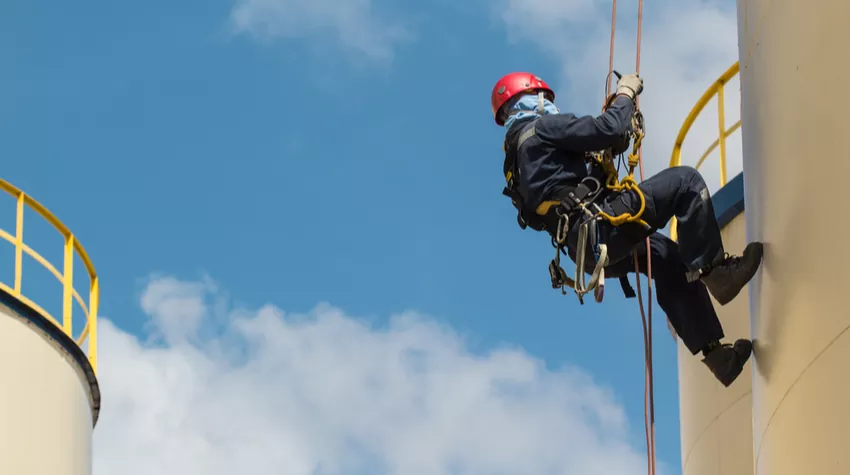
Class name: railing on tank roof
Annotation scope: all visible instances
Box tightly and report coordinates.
[669,61,741,241]
[0,179,99,373]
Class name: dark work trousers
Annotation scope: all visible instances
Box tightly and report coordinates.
[563,166,726,355]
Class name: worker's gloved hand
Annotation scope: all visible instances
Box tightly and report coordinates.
[616,73,643,100]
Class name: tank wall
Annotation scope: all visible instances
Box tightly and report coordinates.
[736,0,850,473]
[0,301,94,475]
[677,211,754,475]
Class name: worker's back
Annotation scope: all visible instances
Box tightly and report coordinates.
[505,116,592,213]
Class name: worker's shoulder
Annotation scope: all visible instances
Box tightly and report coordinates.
[531,112,580,138]
[539,112,580,125]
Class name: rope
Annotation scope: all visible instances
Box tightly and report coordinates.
[633,1,658,473]
[604,0,657,474]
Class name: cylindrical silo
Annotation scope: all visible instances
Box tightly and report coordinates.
[736,0,850,473]
[0,295,100,474]
[676,173,754,475]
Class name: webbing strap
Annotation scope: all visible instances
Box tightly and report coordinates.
[517,126,536,148]
[607,195,634,218]
[503,120,552,231]
[620,276,637,298]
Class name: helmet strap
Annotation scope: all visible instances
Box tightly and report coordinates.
[538,91,545,115]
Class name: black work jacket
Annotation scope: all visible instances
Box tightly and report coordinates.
[504,95,636,214]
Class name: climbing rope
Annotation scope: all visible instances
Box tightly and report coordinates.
[535,4,657,468]
[602,0,657,474]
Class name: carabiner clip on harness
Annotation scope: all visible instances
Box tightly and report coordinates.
[546,176,610,304]
[502,92,648,306]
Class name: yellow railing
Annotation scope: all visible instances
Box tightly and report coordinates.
[0,179,98,374]
[669,61,741,241]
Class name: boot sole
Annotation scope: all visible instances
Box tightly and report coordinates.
[718,367,743,387]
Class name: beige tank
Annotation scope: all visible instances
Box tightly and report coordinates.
[675,176,754,475]
[669,61,755,474]
[0,180,100,475]
[736,0,850,473]
[0,299,99,474]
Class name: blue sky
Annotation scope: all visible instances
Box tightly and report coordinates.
[0,0,744,473]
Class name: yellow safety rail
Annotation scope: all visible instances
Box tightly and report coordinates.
[669,61,741,241]
[0,179,98,374]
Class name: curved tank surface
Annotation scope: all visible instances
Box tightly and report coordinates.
[0,296,98,474]
[676,174,754,475]
[668,58,756,475]
[736,0,850,473]
[0,179,100,475]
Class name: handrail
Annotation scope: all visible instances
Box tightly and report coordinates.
[0,179,98,374]
[669,61,741,241]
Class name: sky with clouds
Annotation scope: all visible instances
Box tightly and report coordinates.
[0,0,744,473]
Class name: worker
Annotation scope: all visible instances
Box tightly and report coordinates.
[492,71,764,387]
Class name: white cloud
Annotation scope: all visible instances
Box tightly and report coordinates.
[229,0,412,61]
[497,0,743,193]
[138,275,216,344]
[92,276,660,475]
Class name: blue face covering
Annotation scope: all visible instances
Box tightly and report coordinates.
[503,93,560,130]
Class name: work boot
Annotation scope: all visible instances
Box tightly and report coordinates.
[700,242,764,305]
[702,339,752,387]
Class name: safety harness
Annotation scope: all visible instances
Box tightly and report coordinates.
[501,91,648,304]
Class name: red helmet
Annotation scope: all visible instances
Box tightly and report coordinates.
[490,72,555,125]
